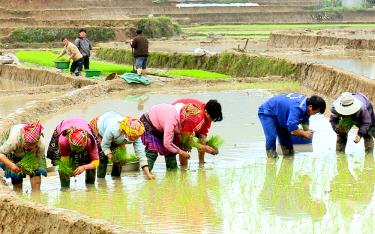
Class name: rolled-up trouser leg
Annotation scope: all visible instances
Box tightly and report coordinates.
[363,134,374,154]
[336,134,348,152]
[85,169,96,184]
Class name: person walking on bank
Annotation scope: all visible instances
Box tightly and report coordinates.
[258,93,326,158]
[57,37,84,76]
[130,29,149,75]
[330,92,375,153]
[75,28,92,70]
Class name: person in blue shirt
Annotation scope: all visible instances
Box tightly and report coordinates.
[258,93,326,158]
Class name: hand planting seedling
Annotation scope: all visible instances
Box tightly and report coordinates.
[17,151,39,175]
[206,135,224,151]
[56,157,77,177]
[180,133,200,151]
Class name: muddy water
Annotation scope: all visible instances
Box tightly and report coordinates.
[287,52,375,79]
[0,95,50,118]
[310,58,375,79]
[17,90,375,233]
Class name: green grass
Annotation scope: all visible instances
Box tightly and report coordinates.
[165,69,230,79]
[183,23,375,39]
[184,23,375,30]
[15,50,132,75]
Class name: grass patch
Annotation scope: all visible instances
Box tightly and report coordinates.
[137,16,181,38]
[5,28,115,43]
[97,48,295,78]
[184,23,375,30]
[165,69,230,79]
[183,23,375,39]
[15,50,132,75]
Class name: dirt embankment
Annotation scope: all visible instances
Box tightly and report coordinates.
[0,65,96,87]
[294,62,375,102]
[269,30,375,50]
[0,186,136,234]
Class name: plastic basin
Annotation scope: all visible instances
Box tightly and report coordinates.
[291,135,313,144]
[55,61,70,69]
[85,69,102,77]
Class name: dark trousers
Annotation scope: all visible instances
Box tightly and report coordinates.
[145,149,177,171]
[83,56,90,70]
[59,169,96,188]
[70,58,84,73]
[258,113,293,153]
[97,156,122,178]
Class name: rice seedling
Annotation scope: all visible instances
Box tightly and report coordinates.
[55,157,77,177]
[337,117,356,132]
[206,135,224,150]
[112,146,127,164]
[17,151,39,175]
[125,153,139,164]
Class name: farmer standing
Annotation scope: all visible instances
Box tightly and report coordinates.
[130,29,149,75]
[57,37,84,76]
[329,92,375,153]
[172,99,223,166]
[258,93,326,158]
[75,28,92,70]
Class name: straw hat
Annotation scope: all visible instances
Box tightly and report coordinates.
[334,92,362,116]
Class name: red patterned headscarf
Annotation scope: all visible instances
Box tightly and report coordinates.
[179,103,205,134]
[68,127,88,148]
[22,121,44,144]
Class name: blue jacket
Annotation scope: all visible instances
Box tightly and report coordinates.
[258,93,310,132]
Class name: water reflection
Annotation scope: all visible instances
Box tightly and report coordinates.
[258,157,327,222]
[330,154,375,219]
[139,170,222,233]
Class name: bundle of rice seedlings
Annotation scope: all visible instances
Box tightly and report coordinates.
[17,151,39,175]
[55,158,76,177]
[337,117,357,133]
[206,135,224,150]
[180,133,201,151]
[112,146,127,164]
[125,153,139,164]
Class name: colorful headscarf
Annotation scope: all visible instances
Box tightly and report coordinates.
[22,121,44,144]
[119,116,145,138]
[68,127,88,148]
[180,103,205,134]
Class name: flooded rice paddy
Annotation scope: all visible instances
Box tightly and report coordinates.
[17,90,375,233]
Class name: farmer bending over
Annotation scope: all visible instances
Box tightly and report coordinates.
[57,37,84,76]
[172,99,223,166]
[258,93,326,158]
[330,92,375,153]
[0,122,47,192]
[89,111,154,179]
[47,117,99,188]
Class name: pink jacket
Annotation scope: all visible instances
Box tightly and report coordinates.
[148,104,182,154]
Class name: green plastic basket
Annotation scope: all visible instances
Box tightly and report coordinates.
[55,61,70,69]
[85,69,102,77]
